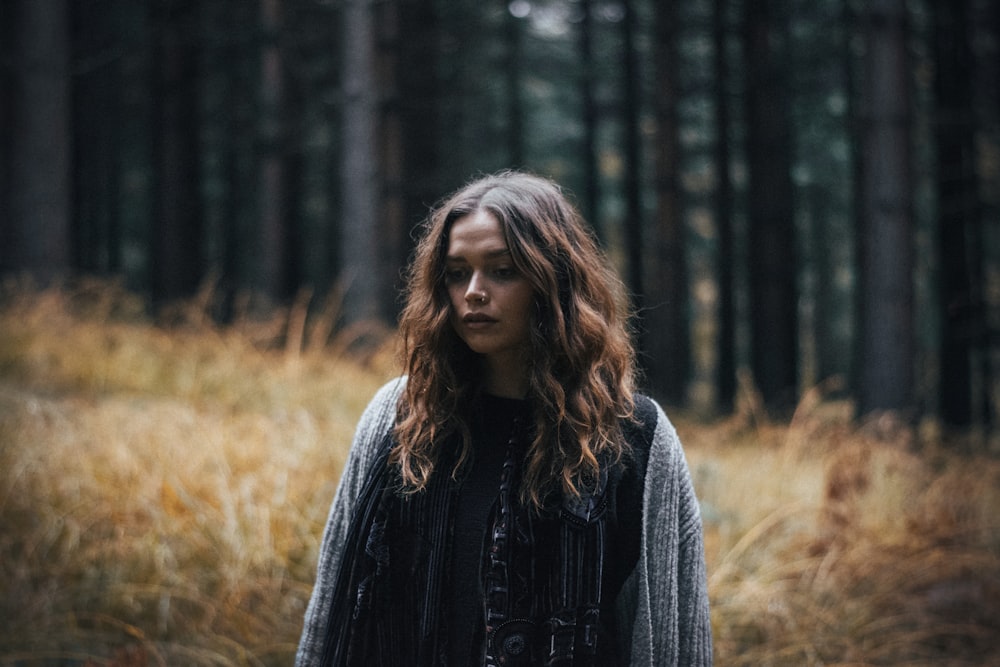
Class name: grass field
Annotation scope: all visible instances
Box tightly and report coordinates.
[1,281,998,666]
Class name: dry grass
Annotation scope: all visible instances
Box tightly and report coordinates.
[0,280,392,665]
[681,391,1000,666]
[1,281,998,666]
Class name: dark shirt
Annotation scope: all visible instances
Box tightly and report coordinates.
[446,394,531,666]
[442,393,657,665]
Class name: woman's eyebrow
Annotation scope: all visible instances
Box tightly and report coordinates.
[445,247,511,262]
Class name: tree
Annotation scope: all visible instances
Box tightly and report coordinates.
[72,0,122,276]
[934,0,986,426]
[743,0,798,410]
[339,0,381,325]
[283,0,343,297]
[150,0,204,304]
[381,0,444,319]
[252,0,292,303]
[713,0,736,410]
[621,0,644,303]
[855,0,915,416]
[505,0,526,169]
[1,0,73,281]
[643,0,690,405]
[578,0,599,231]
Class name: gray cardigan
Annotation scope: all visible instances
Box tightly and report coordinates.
[296,378,713,665]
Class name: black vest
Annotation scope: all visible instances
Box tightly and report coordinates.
[319,395,658,667]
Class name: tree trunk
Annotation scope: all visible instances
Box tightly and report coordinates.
[855,0,915,416]
[505,0,525,169]
[151,0,203,305]
[113,1,155,294]
[1,0,72,281]
[0,4,8,254]
[743,0,798,411]
[934,0,984,426]
[340,0,381,324]
[982,0,1000,428]
[644,0,690,405]
[621,0,643,303]
[72,0,122,276]
[253,0,291,304]
[713,0,736,411]
[285,0,341,297]
[386,0,443,319]
[578,0,599,234]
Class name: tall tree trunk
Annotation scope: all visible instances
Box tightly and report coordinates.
[1,0,72,281]
[387,0,442,319]
[578,0,599,234]
[0,4,8,253]
[644,0,690,405]
[151,0,203,304]
[505,0,525,169]
[743,0,798,410]
[856,0,915,416]
[340,0,381,324]
[713,0,736,411]
[983,0,1000,428]
[253,0,290,303]
[211,0,257,315]
[286,0,341,297]
[199,0,241,315]
[73,0,122,276]
[621,0,643,303]
[934,0,984,426]
[111,2,154,294]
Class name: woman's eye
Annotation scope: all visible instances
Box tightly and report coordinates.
[445,267,467,282]
[494,266,516,279]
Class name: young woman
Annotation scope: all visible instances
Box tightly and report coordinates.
[296,171,712,666]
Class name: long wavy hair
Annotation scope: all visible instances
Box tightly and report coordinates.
[393,171,638,507]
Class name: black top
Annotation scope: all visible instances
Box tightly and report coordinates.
[447,394,531,665]
[442,393,658,665]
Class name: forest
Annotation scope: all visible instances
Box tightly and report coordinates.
[2,0,1000,427]
[1,0,1000,664]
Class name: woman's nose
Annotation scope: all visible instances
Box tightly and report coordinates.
[465,272,488,303]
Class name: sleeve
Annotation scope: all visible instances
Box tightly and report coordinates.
[626,400,713,666]
[295,377,407,667]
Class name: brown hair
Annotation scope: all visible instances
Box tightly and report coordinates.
[393,171,637,507]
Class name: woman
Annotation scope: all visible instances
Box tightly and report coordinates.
[297,171,712,666]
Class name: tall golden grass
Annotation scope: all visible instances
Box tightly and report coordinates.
[1,281,998,666]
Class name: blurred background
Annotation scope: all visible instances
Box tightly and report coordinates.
[2,0,999,426]
[2,2,1000,664]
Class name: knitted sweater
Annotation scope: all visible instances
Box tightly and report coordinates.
[296,378,713,666]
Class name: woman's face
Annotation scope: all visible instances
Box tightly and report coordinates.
[445,210,535,380]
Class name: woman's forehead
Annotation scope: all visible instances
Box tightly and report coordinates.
[446,211,509,258]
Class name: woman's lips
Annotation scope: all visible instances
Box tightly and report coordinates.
[463,313,497,328]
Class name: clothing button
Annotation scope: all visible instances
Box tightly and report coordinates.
[491,619,536,663]
[503,632,527,656]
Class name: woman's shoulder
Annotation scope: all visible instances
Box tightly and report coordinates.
[360,376,407,416]
[619,393,687,484]
[614,394,659,494]
[623,393,659,454]
[351,377,407,445]
[370,376,408,407]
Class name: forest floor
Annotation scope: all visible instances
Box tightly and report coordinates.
[1,280,998,666]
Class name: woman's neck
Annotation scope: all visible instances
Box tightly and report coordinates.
[482,355,529,399]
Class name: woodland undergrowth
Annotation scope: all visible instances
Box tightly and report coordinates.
[0,279,997,666]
